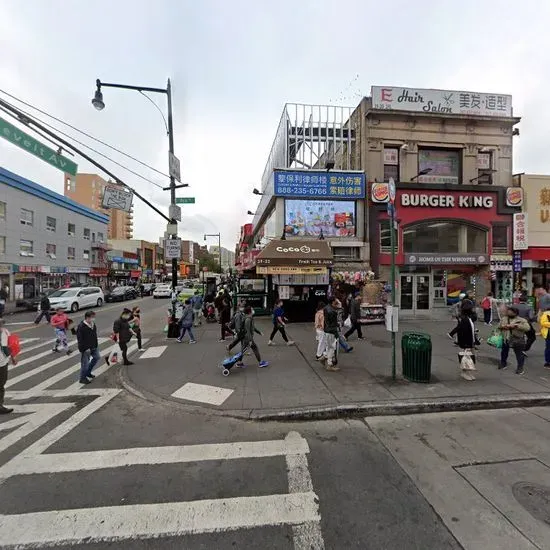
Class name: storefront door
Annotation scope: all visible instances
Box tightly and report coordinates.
[400,274,431,313]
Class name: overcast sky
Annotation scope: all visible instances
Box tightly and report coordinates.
[1,0,548,248]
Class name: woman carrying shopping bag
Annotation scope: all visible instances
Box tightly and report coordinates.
[454,300,477,381]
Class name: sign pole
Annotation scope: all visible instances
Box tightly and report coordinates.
[388,177,397,381]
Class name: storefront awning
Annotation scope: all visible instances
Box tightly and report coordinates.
[523,248,550,262]
[256,239,333,267]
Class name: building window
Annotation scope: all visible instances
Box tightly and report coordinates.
[379,220,397,253]
[492,225,509,254]
[404,222,487,254]
[97,232,104,243]
[20,208,34,226]
[83,249,90,260]
[418,148,461,184]
[475,152,493,184]
[383,147,399,182]
[0,237,5,254]
[68,223,76,236]
[20,239,34,256]
[46,243,57,259]
[46,216,56,232]
[83,228,91,240]
[332,247,360,260]
[66,177,75,192]
[0,202,6,221]
[68,247,75,260]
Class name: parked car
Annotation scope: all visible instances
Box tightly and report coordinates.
[48,287,104,313]
[17,288,58,311]
[141,283,155,296]
[105,286,138,303]
[153,284,172,299]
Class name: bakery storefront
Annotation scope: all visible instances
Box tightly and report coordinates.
[371,184,520,314]
[255,239,332,322]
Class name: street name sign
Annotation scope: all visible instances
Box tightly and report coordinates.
[0,116,78,175]
[175,197,195,204]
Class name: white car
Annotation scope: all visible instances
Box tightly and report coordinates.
[153,284,172,299]
[48,286,104,312]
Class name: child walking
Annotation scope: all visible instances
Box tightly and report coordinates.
[268,300,294,346]
[51,308,72,355]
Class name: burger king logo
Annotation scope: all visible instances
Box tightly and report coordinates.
[506,187,523,207]
[372,182,390,203]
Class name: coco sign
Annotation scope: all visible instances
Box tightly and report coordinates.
[400,192,494,208]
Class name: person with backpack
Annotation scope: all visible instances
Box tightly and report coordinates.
[34,293,52,324]
[227,303,246,353]
[498,305,530,375]
[76,310,100,385]
[480,291,493,325]
[177,299,196,344]
[0,318,16,414]
[268,299,294,346]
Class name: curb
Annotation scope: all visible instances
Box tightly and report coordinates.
[248,393,550,421]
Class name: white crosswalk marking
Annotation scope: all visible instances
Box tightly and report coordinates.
[139,345,166,359]
[171,382,234,406]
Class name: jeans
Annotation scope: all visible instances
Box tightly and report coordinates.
[178,325,195,342]
[339,334,351,352]
[545,336,550,365]
[0,365,7,405]
[344,321,363,339]
[193,308,202,326]
[119,340,129,364]
[483,308,492,324]
[80,348,100,381]
[269,325,289,342]
[501,341,525,370]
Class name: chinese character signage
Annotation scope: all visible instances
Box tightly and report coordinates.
[513,251,523,273]
[513,212,528,250]
[372,86,513,118]
[274,170,365,199]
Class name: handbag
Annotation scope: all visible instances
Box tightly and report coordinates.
[487,331,503,349]
[460,351,476,371]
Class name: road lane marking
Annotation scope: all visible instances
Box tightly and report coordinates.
[0,492,320,547]
[171,382,234,406]
[19,337,39,344]
[139,345,166,359]
[0,403,74,454]
[2,434,310,475]
[6,338,109,388]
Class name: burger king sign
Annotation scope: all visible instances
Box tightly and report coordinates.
[506,186,523,207]
[371,182,390,203]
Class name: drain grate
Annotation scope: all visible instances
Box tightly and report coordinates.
[512,482,550,524]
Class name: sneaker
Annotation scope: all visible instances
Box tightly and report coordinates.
[516,369,525,375]
[357,337,365,341]
[267,341,273,346]
[176,338,182,343]
[0,406,13,414]
[189,340,197,344]
[498,364,508,370]
[544,363,550,369]
[52,348,59,353]
[66,349,73,355]
[346,346,354,353]
[87,373,96,379]
[79,378,91,385]
[218,338,226,342]
[287,341,295,346]
[258,360,269,368]
[138,348,146,352]
[236,361,246,368]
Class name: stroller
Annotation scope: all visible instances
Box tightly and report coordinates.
[204,302,216,323]
[220,345,248,376]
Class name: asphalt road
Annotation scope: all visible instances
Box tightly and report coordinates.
[0,297,461,549]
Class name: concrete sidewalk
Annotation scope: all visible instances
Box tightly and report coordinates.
[124,318,550,420]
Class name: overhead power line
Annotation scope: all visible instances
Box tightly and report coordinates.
[0,97,165,190]
[0,88,172,181]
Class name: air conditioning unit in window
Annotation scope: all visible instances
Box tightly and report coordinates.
[48,253,56,259]
[20,251,28,257]
[28,253,34,257]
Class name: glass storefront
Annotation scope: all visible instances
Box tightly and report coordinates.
[403,222,487,254]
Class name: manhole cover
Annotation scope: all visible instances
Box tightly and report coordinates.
[512,482,550,524]
[369,339,392,349]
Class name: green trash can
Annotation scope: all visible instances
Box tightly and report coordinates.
[401,332,432,383]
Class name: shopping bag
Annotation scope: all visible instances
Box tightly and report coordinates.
[460,352,476,371]
[7,334,20,357]
[108,344,121,365]
[343,316,352,328]
[163,324,168,334]
[487,331,503,349]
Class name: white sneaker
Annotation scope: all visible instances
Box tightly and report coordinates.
[190,340,197,344]
[287,341,295,346]
[138,348,146,352]
[267,340,273,346]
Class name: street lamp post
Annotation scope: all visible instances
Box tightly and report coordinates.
[204,233,222,273]
[92,78,186,332]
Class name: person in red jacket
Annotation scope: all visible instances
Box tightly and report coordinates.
[51,308,72,355]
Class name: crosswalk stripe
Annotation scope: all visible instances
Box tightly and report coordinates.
[17,338,56,356]
[6,338,109,389]
[19,338,39,345]
[139,346,166,359]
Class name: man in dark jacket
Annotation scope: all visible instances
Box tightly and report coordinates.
[344,294,364,340]
[76,310,99,384]
[323,297,340,371]
[516,294,536,354]
[34,293,52,324]
[110,308,134,366]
